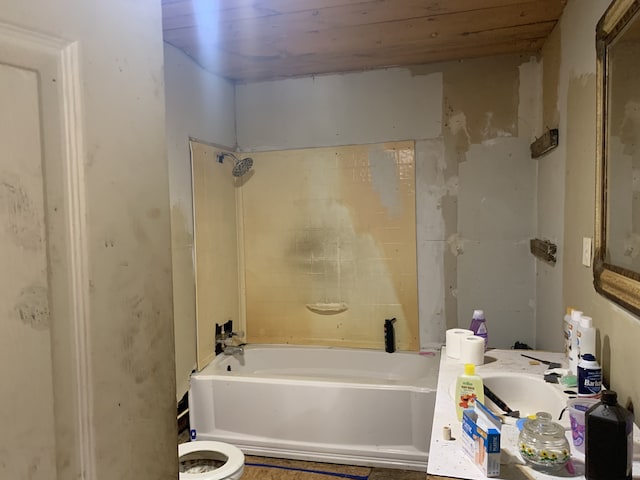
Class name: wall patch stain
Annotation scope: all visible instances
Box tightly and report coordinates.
[0,177,44,251]
[447,233,466,256]
[14,285,50,330]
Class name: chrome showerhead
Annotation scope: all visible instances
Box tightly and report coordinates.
[217,152,254,177]
[232,156,253,177]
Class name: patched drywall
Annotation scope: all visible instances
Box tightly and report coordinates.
[543,25,562,131]
[442,56,538,343]
[236,68,442,150]
[457,138,537,346]
[415,138,453,349]
[443,56,522,157]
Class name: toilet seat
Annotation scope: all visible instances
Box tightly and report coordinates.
[179,441,245,480]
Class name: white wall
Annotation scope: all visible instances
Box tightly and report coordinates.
[236,61,539,350]
[164,43,236,398]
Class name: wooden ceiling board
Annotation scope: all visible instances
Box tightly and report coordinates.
[162,0,567,82]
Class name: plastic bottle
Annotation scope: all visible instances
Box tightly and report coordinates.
[568,310,583,374]
[455,363,485,421]
[469,310,488,350]
[577,316,596,359]
[563,307,574,359]
[578,353,602,397]
[585,390,634,480]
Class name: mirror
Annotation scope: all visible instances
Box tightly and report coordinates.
[594,0,640,314]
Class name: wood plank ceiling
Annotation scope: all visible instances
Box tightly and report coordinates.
[162,0,568,83]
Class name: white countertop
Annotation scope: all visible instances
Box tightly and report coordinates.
[427,348,640,480]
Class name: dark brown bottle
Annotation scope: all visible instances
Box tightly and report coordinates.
[585,390,634,480]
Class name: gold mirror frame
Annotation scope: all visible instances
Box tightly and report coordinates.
[594,0,640,315]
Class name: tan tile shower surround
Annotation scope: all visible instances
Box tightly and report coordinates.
[241,142,419,350]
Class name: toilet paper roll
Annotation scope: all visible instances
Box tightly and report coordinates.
[445,328,474,359]
[460,335,485,366]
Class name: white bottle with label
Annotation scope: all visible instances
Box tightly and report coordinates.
[577,316,596,359]
[569,310,583,374]
[563,307,574,359]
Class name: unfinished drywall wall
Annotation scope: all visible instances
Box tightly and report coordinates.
[546,0,640,414]
[164,43,236,398]
[236,57,539,350]
[241,142,418,350]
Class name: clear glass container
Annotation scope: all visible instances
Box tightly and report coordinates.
[518,411,570,472]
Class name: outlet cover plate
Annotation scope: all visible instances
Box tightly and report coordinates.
[582,237,592,267]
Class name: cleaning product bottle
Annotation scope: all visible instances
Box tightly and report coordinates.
[469,310,488,350]
[577,353,602,397]
[569,310,583,374]
[455,363,485,421]
[585,390,634,480]
[563,307,574,359]
[577,315,596,359]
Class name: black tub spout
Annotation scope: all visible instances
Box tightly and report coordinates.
[384,317,397,353]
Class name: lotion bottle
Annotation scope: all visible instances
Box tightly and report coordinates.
[569,310,583,374]
[455,363,485,421]
[563,307,574,359]
[577,315,596,359]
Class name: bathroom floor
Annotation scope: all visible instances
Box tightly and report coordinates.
[240,455,427,480]
[178,429,437,479]
[179,430,427,479]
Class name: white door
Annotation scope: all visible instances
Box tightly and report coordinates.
[0,56,58,479]
[0,23,92,479]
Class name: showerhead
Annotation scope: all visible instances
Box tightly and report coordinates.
[232,156,253,177]
[217,152,254,178]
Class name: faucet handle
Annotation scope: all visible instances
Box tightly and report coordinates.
[223,331,245,345]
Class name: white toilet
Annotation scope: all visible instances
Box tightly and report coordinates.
[178,441,245,480]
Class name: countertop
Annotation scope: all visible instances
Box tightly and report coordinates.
[427,348,640,480]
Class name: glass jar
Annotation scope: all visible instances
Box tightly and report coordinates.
[518,412,570,472]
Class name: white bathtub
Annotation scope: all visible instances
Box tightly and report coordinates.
[188,344,439,471]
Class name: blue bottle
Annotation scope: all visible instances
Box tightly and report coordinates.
[469,310,488,350]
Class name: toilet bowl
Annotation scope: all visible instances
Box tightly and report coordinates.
[178,441,245,480]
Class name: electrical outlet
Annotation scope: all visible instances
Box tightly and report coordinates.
[582,237,592,267]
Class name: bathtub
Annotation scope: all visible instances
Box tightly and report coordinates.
[188,344,439,471]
